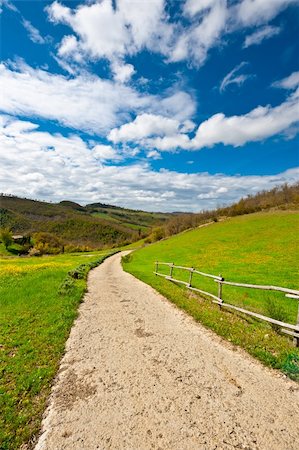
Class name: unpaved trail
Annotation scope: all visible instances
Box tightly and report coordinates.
[36,252,299,450]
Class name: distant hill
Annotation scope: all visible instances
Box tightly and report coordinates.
[145,182,299,242]
[0,195,172,249]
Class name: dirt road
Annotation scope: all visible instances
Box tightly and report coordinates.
[35,252,299,450]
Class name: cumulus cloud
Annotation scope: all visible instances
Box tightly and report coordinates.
[169,0,227,65]
[132,84,299,151]
[235,0,299,26]
[110,60,136,83]
[193,91,299,148]
[109,113,181,142]
[107,78,299,151]
[1,114,298,212]
[243,25,281,48]
[219,61,253,92]
[47,0,172,67]
[273,71,299,90]
[0,61,195,134]
[92,144,122,162]
[146,150,162,160]
[45,0,298,70]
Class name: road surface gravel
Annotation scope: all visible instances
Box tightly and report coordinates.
[35,252,299,450]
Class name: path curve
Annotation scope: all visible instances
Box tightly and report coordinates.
[35,252,299,450]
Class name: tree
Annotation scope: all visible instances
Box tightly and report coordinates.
[0,227,13,249]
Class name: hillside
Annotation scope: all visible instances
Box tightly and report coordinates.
[151,182,299,241]
[123,210,299,378]
[0,195,171,250]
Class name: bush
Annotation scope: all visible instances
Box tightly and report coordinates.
[28,247,42,257]
[151,227,166,242]
[0,227,13,249]
[33,232,63,255]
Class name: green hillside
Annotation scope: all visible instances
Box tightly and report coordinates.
[0,195,171,250]
[123,211,299,379]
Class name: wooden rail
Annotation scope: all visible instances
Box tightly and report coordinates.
[154,261,299,347]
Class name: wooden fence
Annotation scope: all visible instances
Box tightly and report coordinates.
[154,261,299,347]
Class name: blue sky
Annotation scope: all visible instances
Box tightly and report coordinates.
[0,0,299,211]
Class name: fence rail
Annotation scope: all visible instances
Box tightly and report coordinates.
[154,261,299,347]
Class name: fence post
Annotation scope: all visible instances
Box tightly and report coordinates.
[188,268,194,287]
[294,301,299,347]
[218,275,224,308]
[169,263,174,279]
[155,261,158,275]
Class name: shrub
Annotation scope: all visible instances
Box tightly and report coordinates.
[28,247,42,257]
[33,232,63,255]
[0,227,13,249]
[151,227,165,242]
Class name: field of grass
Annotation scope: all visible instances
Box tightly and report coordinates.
[123,211,299,379]
[0,249,115,450]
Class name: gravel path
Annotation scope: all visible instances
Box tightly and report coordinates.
[35,252,299,450]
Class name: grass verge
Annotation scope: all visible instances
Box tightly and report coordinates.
[122,211,299,381]
[0,250,116,450]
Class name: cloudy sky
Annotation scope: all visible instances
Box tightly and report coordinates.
[0,0,299,211]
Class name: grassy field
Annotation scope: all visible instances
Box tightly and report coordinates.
[0,249,115,450]
[123,211,299,380]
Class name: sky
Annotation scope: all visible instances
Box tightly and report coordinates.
[0,0,299,212]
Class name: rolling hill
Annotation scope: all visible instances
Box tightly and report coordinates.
[0,195,172,250]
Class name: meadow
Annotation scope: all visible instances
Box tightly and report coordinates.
[0,249,115,450]
[123,211,299,380]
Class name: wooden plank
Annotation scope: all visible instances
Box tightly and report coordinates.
[281,328,299,338]
[188,286,221,302]
[216,280,299,296]
[172,264,222,280]
[212,301,299,332]
[285,294,299,299]
[193,269,223,281]
[157,262,299,295]
[165,276,190,286]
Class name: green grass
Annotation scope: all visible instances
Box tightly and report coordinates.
[0,250,116,450]
[123,211,299,380]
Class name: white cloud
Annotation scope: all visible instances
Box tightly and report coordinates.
[184,0,219,17]
[147,133,192,151]
[110,60,136,83]
[170,0,227,66]
[147,150,162,160]
[47,0,172,61]
[92,144,122,162]
[192,92,299,148]
[219,61,252,92]
[22,18,46,44]
[141,85,299,151]
[1,0,18,13]
[0,61,195,134]
[58,35,81,59]
[273,71,299,90]
[235,0,299,26]
[243,25,281,48]
[109,113,181,142]
[1,114,298,212]
[45,0,298,70]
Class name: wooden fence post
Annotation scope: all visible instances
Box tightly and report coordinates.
[294,301,299,347]
[169,263,174,279]
[218,275,224,307]
[188,268,194,287]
